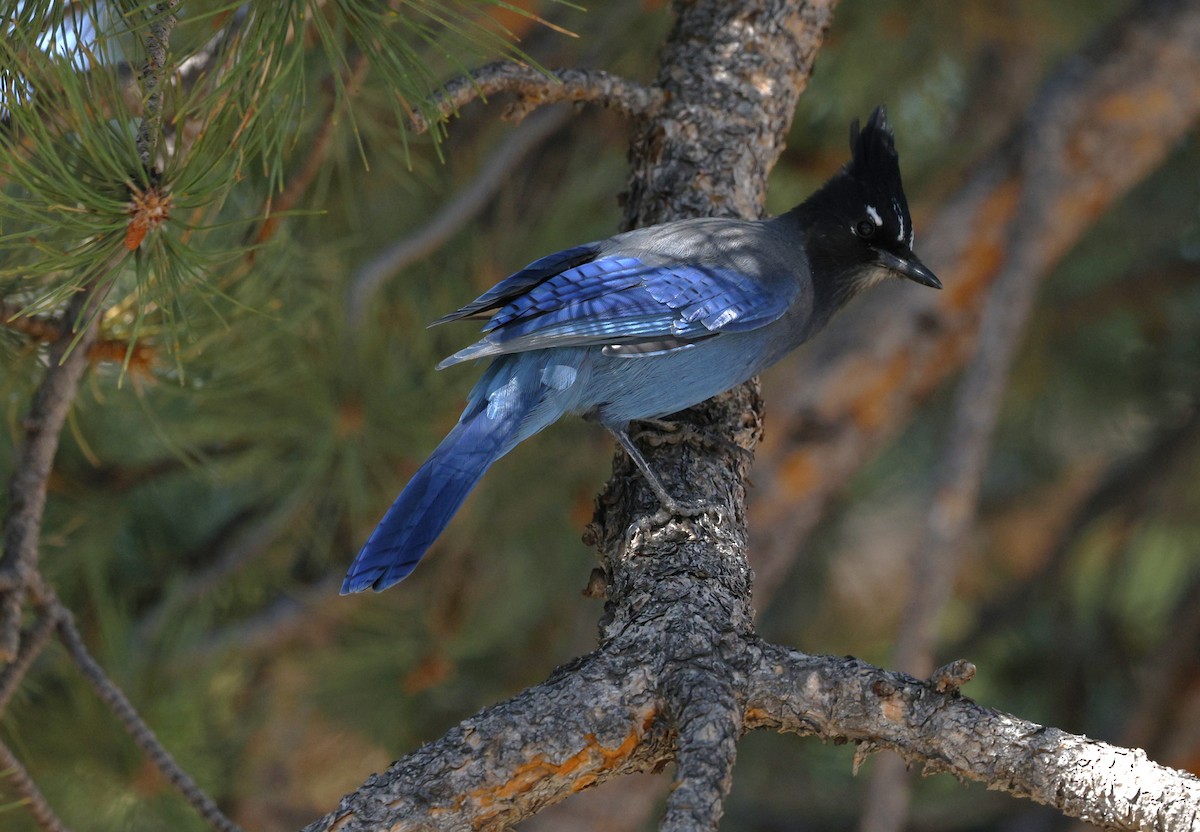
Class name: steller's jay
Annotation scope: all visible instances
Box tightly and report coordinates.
[342,106,940,594]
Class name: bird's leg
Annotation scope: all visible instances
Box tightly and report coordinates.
[607,425,732,554]
[610,425,693,518]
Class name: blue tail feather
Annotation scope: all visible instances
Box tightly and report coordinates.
[341,403,523,594]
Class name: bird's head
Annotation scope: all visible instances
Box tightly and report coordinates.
[789,106,940,306]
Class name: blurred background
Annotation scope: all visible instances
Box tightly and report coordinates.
[1,1,1198,830]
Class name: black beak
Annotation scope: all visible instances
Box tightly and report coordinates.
[874,248,942,289]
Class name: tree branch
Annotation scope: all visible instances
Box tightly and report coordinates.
[746,643,1200,832]
[303,653,669,831]
[0,605,57,714]
[310,0,838,826]
[0,737,72,832]
[0,285,106,661]
[42,580,243,832]
[306,2,1200,830]
[0,0,185,670]
[134,1,180,170]
[659,671,741,832]
[408,62,664,134]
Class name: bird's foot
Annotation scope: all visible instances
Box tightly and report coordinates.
[620,495,733,556]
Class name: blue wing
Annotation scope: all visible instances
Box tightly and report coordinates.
[430,244,601,326]
[438,254,796,368]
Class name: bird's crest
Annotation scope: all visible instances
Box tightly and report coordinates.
[846,106,913,248]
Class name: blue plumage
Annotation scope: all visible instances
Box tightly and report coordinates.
[430,244,601,325]
[343,106,941,593]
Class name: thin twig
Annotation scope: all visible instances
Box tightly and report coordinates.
[41,581,243,832]
[0,606,59,714]
[0,737,72,832]
[0,284,107,661]
[134,1,180,170]
[409,61,663,134]
[347,104,572,324]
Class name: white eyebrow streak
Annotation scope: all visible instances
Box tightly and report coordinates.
[892,198,906,244]
[866,205,883,226]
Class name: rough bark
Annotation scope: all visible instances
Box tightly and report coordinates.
[306,1,837,829]
[747,645,1200,832]
[303,1,1200,831]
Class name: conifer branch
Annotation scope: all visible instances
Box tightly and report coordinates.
[0,606,58,715]
[0,284,107,661]
[39,578,243,832]
[134,1,180,170]
[408,62,664,134]
[0,737,72,832]
[660,672,740,832]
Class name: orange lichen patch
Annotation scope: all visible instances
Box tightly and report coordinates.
[848,349,913,432]
[744,706,772,726]
[456,707,657,821]
[880,695,906,723]
[941,179,1020,314]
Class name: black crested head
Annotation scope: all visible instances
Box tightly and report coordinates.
[781,105,940,312]
[848,106,910,247]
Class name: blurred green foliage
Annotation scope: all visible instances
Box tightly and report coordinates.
[1,1,1197,830]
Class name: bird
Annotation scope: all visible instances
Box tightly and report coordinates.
[342,106,940,594]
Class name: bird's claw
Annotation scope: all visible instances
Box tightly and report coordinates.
[619,497,733,556]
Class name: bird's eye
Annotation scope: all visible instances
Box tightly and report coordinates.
[854,219,877,238]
